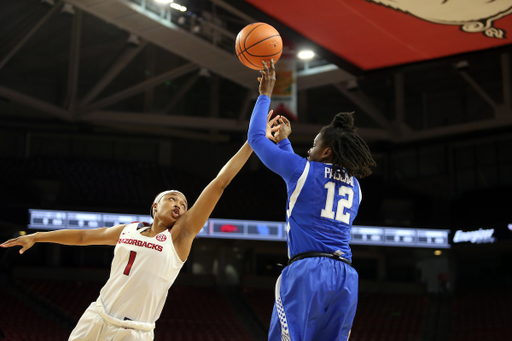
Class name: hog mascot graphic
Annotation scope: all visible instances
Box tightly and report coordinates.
[367,0,512,38]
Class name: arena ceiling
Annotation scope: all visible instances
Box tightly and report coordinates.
[239,0,512,73]
[0,0,511,145]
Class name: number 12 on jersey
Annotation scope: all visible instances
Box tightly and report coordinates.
[320,182,354,224]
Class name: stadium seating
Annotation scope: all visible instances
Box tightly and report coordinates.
[241,287,274,329]
[241,287,428,341]
[19,279,103,320]
[350,293,427,341]
[16,279,256,341]
[0,286,70,341]
[450,286,511,341]
[156,285,256,341]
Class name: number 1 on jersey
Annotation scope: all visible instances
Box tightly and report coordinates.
[320,182,354,224]
[123,251,137,276]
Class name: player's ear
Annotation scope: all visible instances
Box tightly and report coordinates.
[322,147,332,160]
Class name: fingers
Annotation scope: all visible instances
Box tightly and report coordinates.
[0,237,27,254]
[258,59,275,97]
[270,125,280,133]
[261,59,275,75]
[0,238,19,248]
[262,59,275,69]
[269,59,275,76]
[281,116,290,125]
[262,60,269,71]
[19,244,30,254]
[1,236,33,254]
[268,116,280,127]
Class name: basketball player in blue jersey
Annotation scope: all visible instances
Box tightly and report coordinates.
[1,142,253,341]
[248,60,376,341]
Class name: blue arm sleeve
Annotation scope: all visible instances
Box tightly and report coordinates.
[248,96,305,183]
[277,139,294,153]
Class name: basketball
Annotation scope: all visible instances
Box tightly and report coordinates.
[235,23,283,70]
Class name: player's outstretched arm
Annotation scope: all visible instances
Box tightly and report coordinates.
[0,224,126,254]
[176,141,253,242]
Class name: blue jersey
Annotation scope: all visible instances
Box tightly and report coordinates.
[248,95,361,262]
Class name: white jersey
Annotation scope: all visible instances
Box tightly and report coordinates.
[98,223,184,324]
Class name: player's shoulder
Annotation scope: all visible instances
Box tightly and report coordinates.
[107,223,129,232]
[111,222,137,233]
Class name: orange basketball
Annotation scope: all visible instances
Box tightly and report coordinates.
[235,23,283,70]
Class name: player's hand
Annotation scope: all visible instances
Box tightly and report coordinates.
[274,116,292,142]
[266,111,281,142]
[0,234,36,254]
[258,59,276,98]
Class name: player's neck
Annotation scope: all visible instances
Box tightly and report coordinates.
[151,219,172,234]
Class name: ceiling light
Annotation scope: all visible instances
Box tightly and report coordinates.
[155,0,173,4]
[170,3,187,11]
[298,50,314,59]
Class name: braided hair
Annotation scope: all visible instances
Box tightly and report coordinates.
[319,112,376,178]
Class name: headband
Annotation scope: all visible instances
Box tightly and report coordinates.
[151,190,188,218]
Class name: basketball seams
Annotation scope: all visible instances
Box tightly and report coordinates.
[246,49,282,58]
[243,23,267,52]
[244,34,281,55]
[235,22,282,70]
[239,51,253,68]
[236,37,254,68]
[240,34,282,68]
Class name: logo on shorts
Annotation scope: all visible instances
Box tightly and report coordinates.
[367,0,512,38]
[156,234,167,242]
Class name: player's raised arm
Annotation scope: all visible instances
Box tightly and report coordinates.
[0,224,126,254]
[248,60,302,183]
[175,141,253,242]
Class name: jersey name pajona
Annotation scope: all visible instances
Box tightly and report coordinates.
[286,162,361,261]
[98,223,184,323]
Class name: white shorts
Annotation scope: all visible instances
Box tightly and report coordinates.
[69,302,154,341]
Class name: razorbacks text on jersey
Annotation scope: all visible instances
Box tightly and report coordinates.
[99,223,184,323]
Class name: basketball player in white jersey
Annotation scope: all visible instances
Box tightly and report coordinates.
[1,141,253,340]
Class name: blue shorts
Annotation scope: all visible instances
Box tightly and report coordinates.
[269,257,358,341]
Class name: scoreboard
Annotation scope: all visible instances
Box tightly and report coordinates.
[28,209,450,248]
[351,226,449,247]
